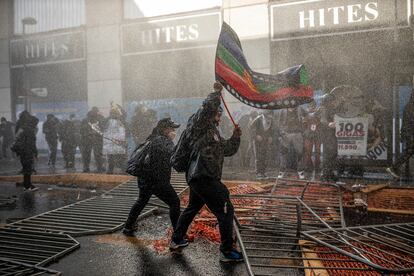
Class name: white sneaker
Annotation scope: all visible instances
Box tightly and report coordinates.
[277,172,285,179]
[298,171,305,180]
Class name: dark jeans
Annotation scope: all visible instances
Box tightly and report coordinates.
[125,179,181,230]
[81,139,104,171]
[46,137,58,165]
[172,178,234,253]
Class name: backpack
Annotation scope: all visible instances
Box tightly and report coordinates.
[126,140,151,176]
[170,128,192,172]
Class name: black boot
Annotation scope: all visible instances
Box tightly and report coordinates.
[23,174,37,191]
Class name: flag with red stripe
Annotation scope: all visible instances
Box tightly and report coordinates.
[215,22,313,109]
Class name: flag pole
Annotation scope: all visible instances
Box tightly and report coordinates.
[220,93,238,128]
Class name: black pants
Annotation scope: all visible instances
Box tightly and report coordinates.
[46,137,58,166]
[81,139,103,171]
[322,129,338,175]
[125,179,181,230]
[254,141,269,174]
[2,139,12,158]
[62,141,77,168]
[20,154,34,189]
[172,178,234,253]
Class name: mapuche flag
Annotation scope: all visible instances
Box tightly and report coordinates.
[215,22,313,109]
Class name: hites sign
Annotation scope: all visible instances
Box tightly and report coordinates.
[10,32,85,67]
[270,0,411,41]
[122,12,221,55]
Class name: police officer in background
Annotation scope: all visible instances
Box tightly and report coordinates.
[123,118,181,236]
[60,114,80,170]
[13,111,39,191]
[0,117,15,159]
[43,114,60,168]
[170,82,243,263]
[80,107,105,173]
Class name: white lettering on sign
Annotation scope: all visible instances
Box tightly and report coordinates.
[299,2,379,28]
[140,24,200,45]
[24,41,69,60]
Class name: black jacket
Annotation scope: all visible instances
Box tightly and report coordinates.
[14,113,38,157]
[60,119,81,146]
[140,134,175,187]
[43,117,60,140]
[186,92,240,182]
[80,111,105,143]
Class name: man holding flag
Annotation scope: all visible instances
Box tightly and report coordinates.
[170,82,243,262]
[171,21,313,263]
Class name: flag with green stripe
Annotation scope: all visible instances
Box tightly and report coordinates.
[215,22,314,109]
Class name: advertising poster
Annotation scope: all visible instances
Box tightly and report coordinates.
[335,115,368,156]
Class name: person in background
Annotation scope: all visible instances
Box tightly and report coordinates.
[42,114,60,168]
[302,101,322,177]
[319,89,346,182]
[276,107,306,179]
[60,114,81,170]
[387,90,414,179]
[0,117,15,159]
[170,82,243,263]
[103,104,127,174]
[250,110,277,180]
[123,118,181,236]
[80,107,105,173]
[130,105,158,147]
[12,111,39,191]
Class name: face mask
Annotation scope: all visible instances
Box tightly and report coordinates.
[168,131,177,140]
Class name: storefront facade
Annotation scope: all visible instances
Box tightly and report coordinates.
[269,0,414,166]
[2,0,413,162]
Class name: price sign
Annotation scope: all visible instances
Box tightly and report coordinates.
[334,115,368,156]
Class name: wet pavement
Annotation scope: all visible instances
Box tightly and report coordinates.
[0,182,103,225]
[0,180,247,275]
[49,215,247,276]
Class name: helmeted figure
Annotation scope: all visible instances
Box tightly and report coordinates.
[42,114,60,167]
[60,114,81,169]
[130,105,158,147]
[80,107,105,172]
[13,111,39,191]
[0,117,15,159]
[170,83,244,263]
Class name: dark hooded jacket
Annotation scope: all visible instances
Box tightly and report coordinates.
[13,111,38,157]
[139,128,175,187]
[186,92,240,182]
